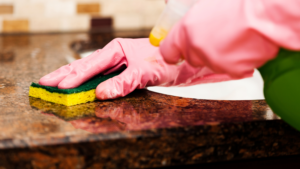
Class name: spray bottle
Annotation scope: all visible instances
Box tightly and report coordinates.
[258,49,300,131]
[150,0,300,131]
[149,0,197,47]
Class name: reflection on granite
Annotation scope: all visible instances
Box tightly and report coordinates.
[29,97,96,121]
[30,91,280,134]
[0,50,15,62]
[0,33,300,168]
[1,35,30,48]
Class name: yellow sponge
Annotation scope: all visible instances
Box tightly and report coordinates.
[29,72,120,106]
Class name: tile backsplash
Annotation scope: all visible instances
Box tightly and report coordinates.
[0,0,165,33]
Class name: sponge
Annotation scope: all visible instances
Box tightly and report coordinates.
[29,71,121,106]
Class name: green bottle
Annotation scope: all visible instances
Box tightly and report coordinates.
[258,48,300,131]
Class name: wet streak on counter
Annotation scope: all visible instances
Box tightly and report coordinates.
[29,90,255,133]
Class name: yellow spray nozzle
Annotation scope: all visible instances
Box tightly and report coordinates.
[149,33,162,47]
[149,28,168,47]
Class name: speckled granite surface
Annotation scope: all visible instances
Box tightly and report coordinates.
[0,33,300,169]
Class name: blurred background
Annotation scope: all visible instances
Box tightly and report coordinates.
[0,0,165,33]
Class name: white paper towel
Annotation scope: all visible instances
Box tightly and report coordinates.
[147,69,265,100]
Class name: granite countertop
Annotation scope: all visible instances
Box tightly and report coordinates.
[0,33,300,169]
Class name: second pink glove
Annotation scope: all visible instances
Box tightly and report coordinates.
[160,0,300,78]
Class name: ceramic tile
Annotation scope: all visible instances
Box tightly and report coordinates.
[0,0,16,3]
[113,13,143,30]
[60,15,90,31]
[14,2,44,17]
[77,3,100,15]
[142,13,161,29]
[0,5,13,14]
[30,17,61,32]
[0,18,2,32]
[2,19,29,32]
[44,1,75,17]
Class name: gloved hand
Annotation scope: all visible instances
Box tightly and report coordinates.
[160,0,300,78]
[39,38,241,100]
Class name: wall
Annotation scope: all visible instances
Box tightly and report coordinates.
[0,0,165,33]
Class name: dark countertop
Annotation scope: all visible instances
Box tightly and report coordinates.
[1,33,300,169]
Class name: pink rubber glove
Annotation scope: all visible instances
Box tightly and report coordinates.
[39,38,240,100]
[160,0,300,78]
